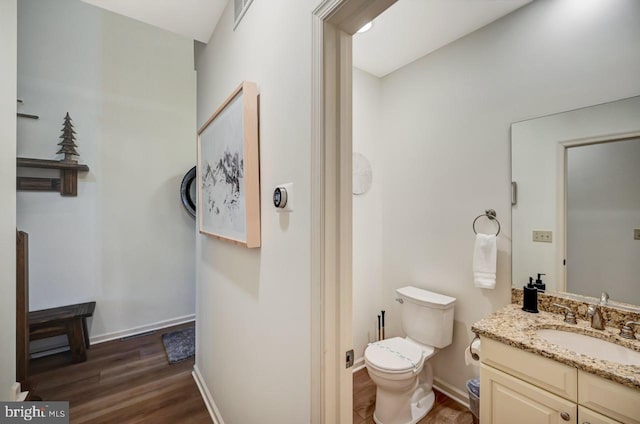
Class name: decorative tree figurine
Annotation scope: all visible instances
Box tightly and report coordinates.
[57,112,79,163]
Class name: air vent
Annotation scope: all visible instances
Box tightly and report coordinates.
[234,0,254,29]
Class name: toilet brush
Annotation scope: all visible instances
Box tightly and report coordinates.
[381,310,385,340]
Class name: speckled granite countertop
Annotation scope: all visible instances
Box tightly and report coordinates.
[472,304,640,390]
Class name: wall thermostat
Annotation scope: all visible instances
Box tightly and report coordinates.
[273,186,288,208]
[273,183,293,212]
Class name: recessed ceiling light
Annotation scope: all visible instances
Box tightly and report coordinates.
[357,21,373,33]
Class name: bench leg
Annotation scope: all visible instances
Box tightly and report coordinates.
[66,320,87,363]
[82,317,91,349]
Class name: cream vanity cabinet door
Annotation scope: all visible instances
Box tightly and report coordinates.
[481,364,577,424]
[578,371,640,424]
[578,406,622,424]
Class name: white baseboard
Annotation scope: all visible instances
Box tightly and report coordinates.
[10,383,20,401]
[352,357,366,373]
[31,346,70,359]
[8,382,28,402]
[192,364,225,424]
[352,361,470,410]
[91,314,195,345]
[30,315,196,358]
[433,377,470,410]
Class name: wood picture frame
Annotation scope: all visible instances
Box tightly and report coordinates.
[197,81,260,248]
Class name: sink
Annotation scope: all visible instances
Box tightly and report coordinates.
[536,328,640,366]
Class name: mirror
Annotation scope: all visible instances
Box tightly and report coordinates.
[511,95,640,306]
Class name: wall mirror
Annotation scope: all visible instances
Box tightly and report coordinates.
[511,95,640,307]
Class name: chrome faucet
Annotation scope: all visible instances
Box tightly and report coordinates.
[586,291,609,330]
[620,321,640,339]
[553,303,577,324]
[587,304,606,330]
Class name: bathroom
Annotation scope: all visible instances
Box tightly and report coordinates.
[350,0,640,422]
[1,0,639,423]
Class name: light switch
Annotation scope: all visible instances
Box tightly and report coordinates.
[532,230,552,243]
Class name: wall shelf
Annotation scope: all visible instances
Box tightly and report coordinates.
[17,157,90,196]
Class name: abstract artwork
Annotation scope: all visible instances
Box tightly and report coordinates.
[197,81,260,248]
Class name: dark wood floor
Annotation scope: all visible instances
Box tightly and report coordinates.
[29,325,472,424]
[29,322,212,424]
[353,368,475,424]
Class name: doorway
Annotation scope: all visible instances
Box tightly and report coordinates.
[310,1,397,422]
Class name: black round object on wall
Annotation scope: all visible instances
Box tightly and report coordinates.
[273,186,288,208]
[180,166,197,218]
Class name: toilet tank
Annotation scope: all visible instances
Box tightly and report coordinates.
[396,286,456,349]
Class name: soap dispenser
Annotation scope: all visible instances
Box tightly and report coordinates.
[534,273,546,292]
[522,277,539,313]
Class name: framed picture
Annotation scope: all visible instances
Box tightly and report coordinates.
[197,81,260,248]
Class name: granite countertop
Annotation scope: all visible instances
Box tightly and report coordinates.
[472,304,640,390]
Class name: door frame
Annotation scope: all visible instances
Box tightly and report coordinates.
[555,130,640,292]
[310,1,397,422]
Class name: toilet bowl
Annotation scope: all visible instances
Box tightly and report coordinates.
[364,286,456,424]
[365,337,436,424]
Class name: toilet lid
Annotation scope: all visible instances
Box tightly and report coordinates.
[365,337,424,372]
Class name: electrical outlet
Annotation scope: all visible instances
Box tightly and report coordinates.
[532,230,553,243]
[635,229,640,240]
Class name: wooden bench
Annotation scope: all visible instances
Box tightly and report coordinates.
[29,302,96,363]
[17,230,96,369]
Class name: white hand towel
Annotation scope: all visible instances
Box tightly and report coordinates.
[473,233,497,289]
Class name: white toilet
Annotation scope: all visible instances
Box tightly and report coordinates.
[364,286,456,424]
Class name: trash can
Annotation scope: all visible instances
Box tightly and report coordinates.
[466,378,480,423]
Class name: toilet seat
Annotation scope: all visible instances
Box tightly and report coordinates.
[365,337,427,373]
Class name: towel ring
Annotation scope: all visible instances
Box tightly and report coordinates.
[472,209,501,236]
[469,334,480,361]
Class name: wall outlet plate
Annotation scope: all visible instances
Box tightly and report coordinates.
[532,230,553,243]
[634,229,640,240]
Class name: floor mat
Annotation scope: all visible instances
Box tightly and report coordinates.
[161,327,195,364]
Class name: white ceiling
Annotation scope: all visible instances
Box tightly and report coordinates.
[353,0,532,77]
[80,0,228,43]
[80,0,531,69]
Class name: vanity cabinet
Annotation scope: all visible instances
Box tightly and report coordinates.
[481,364,576,423]
[578,406,623,424]
[578,371,640,424]
[480,337,640,424]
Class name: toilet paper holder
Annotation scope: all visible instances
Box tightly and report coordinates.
[469,334,480,361]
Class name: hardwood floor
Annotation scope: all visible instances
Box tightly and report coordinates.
[353,368,476,424]
[29,326,473,424]
[29,322,212,424]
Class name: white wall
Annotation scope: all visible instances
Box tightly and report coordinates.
[352,0,640,396]
[0,0,17,400]
[192,0,640,418]
[194,1,314,423]
[17,0,196,346]
[567,138,640,304]
[352,68,384,361]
